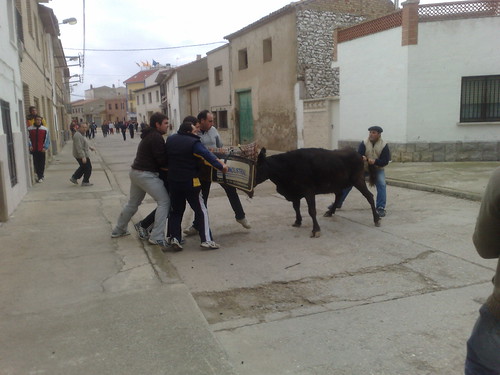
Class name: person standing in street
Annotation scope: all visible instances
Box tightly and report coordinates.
[166,121,229,250]
[27,115,50,183]
[183,110,250,237]
[325,125,391,217]
[70,123,95,187]
[111,113,170,251]
[464,166,500,375]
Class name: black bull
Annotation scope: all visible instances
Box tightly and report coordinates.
[255,147,381,237]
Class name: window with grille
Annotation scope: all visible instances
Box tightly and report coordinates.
[460,75,500,122]
[213,110,228,129]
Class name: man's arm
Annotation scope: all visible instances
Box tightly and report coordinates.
[193,142,227,172]
[473,167,500,259]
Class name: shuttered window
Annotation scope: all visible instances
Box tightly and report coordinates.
[460,75,500,122]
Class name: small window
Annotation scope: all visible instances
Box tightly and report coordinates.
[214,66,223,86]
[115,103,118,110]
[238,48,248,70]
[214,110,228,129]
[461,75,500,122]
[142,94,145,105]
[263,38,272,63]
[148,92,152,104]
[136,96,139,105]
[156,90,159,102]
[108,104,112,110]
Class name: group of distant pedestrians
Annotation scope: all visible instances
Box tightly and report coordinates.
[111,110,251,252]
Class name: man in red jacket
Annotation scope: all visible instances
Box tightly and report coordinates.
[27,115,50,182]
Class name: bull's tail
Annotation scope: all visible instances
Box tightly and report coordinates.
[367,164,377,186]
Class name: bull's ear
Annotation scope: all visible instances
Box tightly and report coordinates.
[257,147,266,163]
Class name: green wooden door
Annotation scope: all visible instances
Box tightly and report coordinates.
[238,91,253,144]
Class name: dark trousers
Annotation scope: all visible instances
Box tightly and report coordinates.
[121,129,126,141]
[169,181,212,243]
[32,151,46,179]
[200,180,245,220]
[72,158,92,183]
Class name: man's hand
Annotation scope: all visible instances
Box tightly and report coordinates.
[221,163,229,173]
[82,157,87,164]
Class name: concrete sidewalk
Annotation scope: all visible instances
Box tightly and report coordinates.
[0,139,235,375]
[386,161,499,201]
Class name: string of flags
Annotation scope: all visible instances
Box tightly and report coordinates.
[135,60,161,68]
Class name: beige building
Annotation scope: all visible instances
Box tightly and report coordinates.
[225,0,396,151]
[1,0,72,221]
[135,84,161,125]
[20,2,72,155]
[207,44,233,145]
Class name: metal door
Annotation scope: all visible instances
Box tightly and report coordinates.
[238,90,253,144]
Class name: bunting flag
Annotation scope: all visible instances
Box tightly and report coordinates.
[135,62,140,67]
[141,60,148,67]
[152,60,159,67]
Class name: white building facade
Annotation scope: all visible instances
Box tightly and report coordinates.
[335,0,500,161]
[0,0,29,220]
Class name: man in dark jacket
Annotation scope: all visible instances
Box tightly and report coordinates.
[111,112,170,251]
[166,122,228,250]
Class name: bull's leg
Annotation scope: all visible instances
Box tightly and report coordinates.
[353,178,381,227]
[323,192,342,217]
[305,194,321,238]
[292,199,302,227]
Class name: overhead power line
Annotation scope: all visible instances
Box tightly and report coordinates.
[63,41,226,52]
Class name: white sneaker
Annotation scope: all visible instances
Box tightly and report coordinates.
[200,241,220,250]
[183,226,198,236]
[236,218,251,229]
[169,238,183,251]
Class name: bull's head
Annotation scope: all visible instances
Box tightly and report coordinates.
[255,147,269,185]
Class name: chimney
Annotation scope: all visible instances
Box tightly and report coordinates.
[196,54,201,60]
[402,0,419,46]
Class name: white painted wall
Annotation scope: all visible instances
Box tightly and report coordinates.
[407,17,500,142]
[0,0,29,219]
[166,72,180,130]
[334,27,409,143]
[334,16,500,145]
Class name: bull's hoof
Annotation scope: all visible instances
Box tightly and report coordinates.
[323,211,333,217]
[375,220,381,227]
[310,231,321,238]
[292,222,301,228]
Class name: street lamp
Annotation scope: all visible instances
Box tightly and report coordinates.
[60,17,77,25]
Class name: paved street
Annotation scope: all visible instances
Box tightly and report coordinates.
[0,133,498,374]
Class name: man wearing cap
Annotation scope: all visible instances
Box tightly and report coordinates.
[327,125,391,217]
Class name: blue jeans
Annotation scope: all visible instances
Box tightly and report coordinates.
[114,169,170,241]
[465,304,500,375]
[337,168,387,209]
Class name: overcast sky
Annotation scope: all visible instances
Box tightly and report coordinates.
[47,0,453,101]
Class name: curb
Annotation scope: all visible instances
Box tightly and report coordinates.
[386,178,482,202]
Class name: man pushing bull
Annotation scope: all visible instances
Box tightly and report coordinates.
[326,125,391,217]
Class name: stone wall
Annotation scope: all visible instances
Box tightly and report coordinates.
[296,9,365,99]
[339,140,500,161]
